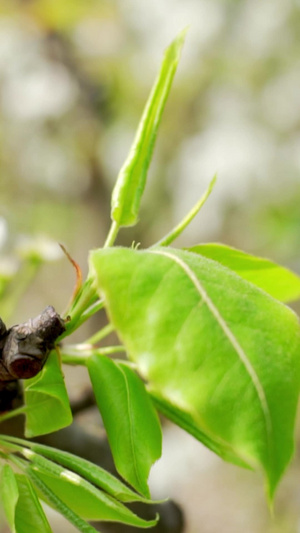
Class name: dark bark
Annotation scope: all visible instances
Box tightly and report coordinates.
[0,306,65,382]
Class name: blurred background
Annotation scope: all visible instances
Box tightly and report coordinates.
[0,0,300,532]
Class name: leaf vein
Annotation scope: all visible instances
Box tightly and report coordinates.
[150,249,273,451]
[117,364,144,493]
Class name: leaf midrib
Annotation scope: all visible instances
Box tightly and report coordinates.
[149,248,273,454]
[117,364,145,495]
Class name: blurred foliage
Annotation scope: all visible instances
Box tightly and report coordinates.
[0,0,300,531]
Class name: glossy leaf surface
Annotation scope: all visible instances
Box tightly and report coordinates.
[111,30,186,227]
[24,351,72,438]
[189,243,300,303]
[24,450,157,528]
[0,464,18,533]
[26,468,98,533]
[15,475,52,533]
[22,439,149,503]
[90,246,300,498]
[88,355,162,497]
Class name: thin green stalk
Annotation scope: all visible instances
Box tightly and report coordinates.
[156,174,217,247]
[0,436,33,455]
[98,346,126,355]
[0,436,28,447]
[61,345,126,366]
[61,352,90,366]
[85,323,115,345]
[59,300,105,341]
[0,438,23,454]
[104,220,120,248]
[81,299,104,320]
[0,405,28,425]
[5,453,28,473]
[61,278,101,338]
[64,283,98,322]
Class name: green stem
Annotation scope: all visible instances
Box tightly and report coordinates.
[81,300,104,320]
[156,174,217,247]
[104,220,120,248]
[4,453,28,472]
[0,435,28,446]
[61,345,126,366]
[85,323,115,345]
[0,405,28,425]
[0,438,23,454]
[64,279,98,321]
[61,352,90,366]
[60,300,105,341]
[60,277,102,341]
[98,345,126,355]
[0,436,34,456]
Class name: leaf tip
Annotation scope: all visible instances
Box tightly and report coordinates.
[210,173,217,189]
[266,482,276,515]
[178,25,189,42]
[166,27,188,59]
[146,512,160,528]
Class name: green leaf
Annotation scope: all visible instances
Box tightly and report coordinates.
[189,243,300,303]
[1,436,153,503]
[24,450,158,528]
[90,246,300,500]
[87,355,162,498]
[28,444,150,503]
[26,468,98,533]
[15,475,52,533]
[24,351,72,438]
[111,29,186,228]
[157,175,217,247]
[0,464,19,533]
[150,391,250,469]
